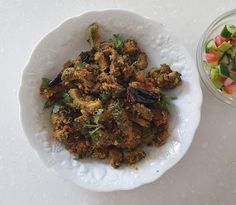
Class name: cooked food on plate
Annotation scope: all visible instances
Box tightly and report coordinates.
[39,23,182,168]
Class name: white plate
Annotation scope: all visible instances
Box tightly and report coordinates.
[19,9,202,192]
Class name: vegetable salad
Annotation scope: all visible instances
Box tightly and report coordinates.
[205,24,236,95]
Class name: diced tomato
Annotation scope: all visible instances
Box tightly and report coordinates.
[224,82,236,94]
[214,35,230,47]
[230,39,236,46]
[205,51,219,63]
[224,78,233,87]
[218,76,227,83]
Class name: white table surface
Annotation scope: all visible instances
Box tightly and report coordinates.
[1,0,236,204]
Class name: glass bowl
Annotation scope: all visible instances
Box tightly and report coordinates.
[197,9,236,107]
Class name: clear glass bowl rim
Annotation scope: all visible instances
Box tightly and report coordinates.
[196,9,236,107]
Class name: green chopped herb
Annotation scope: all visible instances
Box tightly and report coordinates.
[51,92,72,113]
[159,74,165,81]
[52,103,62,113]
[100,92,110,103]
[79,51,87,60]
[160,92,170,110]
[88,23,99,47]
[94,108,104,124]
[85,110,102,139]
[85,124,98,128]
[111,76,116,83]
[61,92,72,103]
[63,60,73,68]
[88,126,100,140]
[171,96,178,100]
[113,34,123,50]
[41,78,50,89]
[131,61,137,67]
[91,30,96,45]
[86,116,93,125]
[135,155,142,161]
[75,63,86,69]
[113,100,121,109]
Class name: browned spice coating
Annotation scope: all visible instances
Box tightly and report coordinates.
[39,23,182,168]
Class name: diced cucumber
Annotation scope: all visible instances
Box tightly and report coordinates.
[210,68,223,89]
[233,55,236,71]
[227,46,236,58]
[219,54,230,65]
[219,63,230,77]
[205,39,217,52]
[221,24,236,38]
[204,61,218,69]
[217,42,232,52]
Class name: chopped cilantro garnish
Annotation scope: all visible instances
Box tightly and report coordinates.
[91,33,96,45]
[111,76,116,83]
[159,74,165,81]
[51,92,72,113]
[63,60,73,68]
[73,157,78,160]
[171,96,178,100]
[113,100,121,109]
[131,61,138,67]
[94,108,104,124]
[85,124,98,128]
[135,155,142,161]
[160,92,170,110]
[89,23,99,47]
[88,126,100,140]
[52,103,62,113]
[113,34,123,50]
[75,63,86,69]
[100,92,110,103]
[41,78,50,89]
[60,92,72,103]
[84,108,103,139]
[79,51,87,60]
